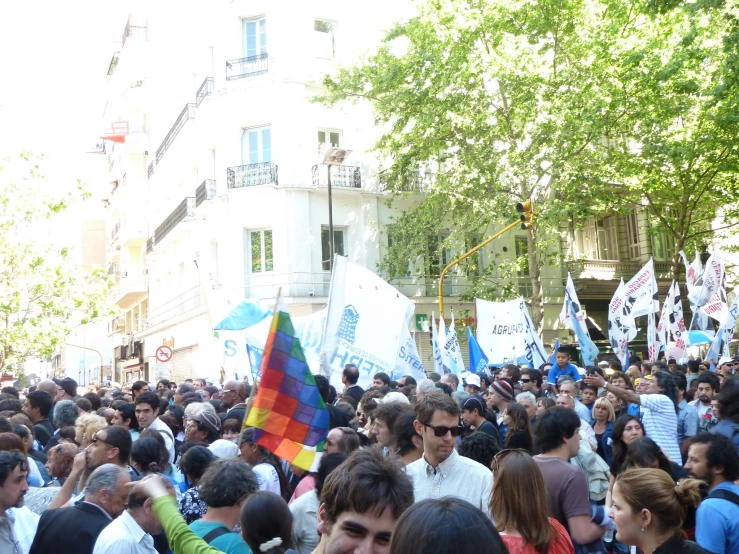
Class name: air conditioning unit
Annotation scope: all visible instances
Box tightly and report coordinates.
[121,334,130,346]
[113,318,125,332]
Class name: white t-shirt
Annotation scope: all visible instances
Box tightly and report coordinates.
[253,463,281,495]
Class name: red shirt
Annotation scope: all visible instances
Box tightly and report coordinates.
[501,518,574,554]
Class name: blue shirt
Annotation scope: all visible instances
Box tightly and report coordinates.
[695,481,739,554]
[677,399,699,448]
[547,362,582,385]
[189,521,252,554]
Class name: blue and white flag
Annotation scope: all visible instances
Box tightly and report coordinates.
[442,312,465,390]
[548,338,560,365]
[431,311,444,375]
[706,294,739,365]
[568,297,599,366]
[467,327,488,374]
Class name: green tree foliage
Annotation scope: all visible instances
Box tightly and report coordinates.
[319,0,739,328]
[0,153,114,373]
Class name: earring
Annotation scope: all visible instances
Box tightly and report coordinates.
[641,528,644,532]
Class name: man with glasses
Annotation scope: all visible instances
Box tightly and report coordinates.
[221,381,248,423]
[521,368,543,398]
[406,392,492,515]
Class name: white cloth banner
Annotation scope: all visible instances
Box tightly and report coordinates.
[443,312,466,375]
[220,308,327,380]
[647,310,661,362]
[663,281,687,361]
[393,327,427,383]
[679,251,710,331]
[608,279,630,366]
[431,311,444,374]
[475,298,548,367]
[621,258,660,329]
[706,295,739,363]
[560,273,590,338]
[321,256,414,390]
[689,252,724,307]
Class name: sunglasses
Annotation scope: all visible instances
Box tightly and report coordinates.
[521,378,532,383]
[492,448,530,473]
[422,422,465,438]
[91,432,116,448]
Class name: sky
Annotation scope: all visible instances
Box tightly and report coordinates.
[0,2,129,180]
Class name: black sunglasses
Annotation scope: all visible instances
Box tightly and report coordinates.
[91,432,116,448]
[521,378,532,383]
[423,422,464,438]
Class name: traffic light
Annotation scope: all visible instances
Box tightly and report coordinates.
[516,199,537,230]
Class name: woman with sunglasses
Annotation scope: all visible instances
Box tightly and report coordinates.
[490,449,574,554]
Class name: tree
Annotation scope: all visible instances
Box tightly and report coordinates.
[596,0,739,277]
[318,0,638,329]
[0,153,114,373]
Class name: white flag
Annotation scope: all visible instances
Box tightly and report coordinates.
[664,281,688,361]
[680,251,710,331]
[608,279,630,366]
[444,311,466,375]
[647,310,661,362]
[689,251,724,306]
[560,273,590,338]
[621,258,660,327]
[431,311,444,374]
[437,315,453,370]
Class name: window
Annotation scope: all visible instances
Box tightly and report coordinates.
[241,127,271,165]
[652,232,675,261]
[321,227,346,270]
[248,229,273,273]
[314,19,336,59]
[318,129,341,157]
[425,234,450,276]
[243,18,267,58]
[583,216,619,260]
[626,209,641,260]
[515,236,532,297]
[463,235,483,277]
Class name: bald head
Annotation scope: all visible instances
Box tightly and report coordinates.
[37,379,58,400]
[222,381,246,409]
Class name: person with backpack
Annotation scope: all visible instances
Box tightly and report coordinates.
[685,432,739,553]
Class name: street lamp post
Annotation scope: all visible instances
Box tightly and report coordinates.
[322,147,352,272]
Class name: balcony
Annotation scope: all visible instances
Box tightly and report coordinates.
[565,259,675,299]
[196,179,217,207]
[108,262,120,276]
[379,170,435,193]
[312,164,362,189]
[119,214,148,246]
[195,77,214,107]
[154,197,195,245]
[143,284,201,329]
[146,237,154,254]
[155,103,196,164]
[226,53,268,81]
[227,163,278,189]
[109,220,121,247]
[148,162,155,179]
[110,273,148,310]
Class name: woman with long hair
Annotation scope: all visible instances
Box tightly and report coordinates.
[503,403,534,453]
[536,396,555,416]
[607,415,644,498]
[239,427,291,500]
[623,437,688,481]
[610,468,704,553]
[490,449,573,554]
[592,397,615,466]
[241,491,297,554]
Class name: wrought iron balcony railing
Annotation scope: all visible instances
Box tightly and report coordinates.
[379,171,436,193]
[565,260,674,281]
[195,77,214,107]
[312,164,362,189]
[110,221,121,241]
[226,53,268,81]
[147,162,155,179]
[146,237,154,254]
[196,179,217,207]
[227,163,278,188]
[155,103,196,164]
[108,263,120,276]
[154,198,195,245]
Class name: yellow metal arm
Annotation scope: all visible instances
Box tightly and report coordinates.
[438,219,522,315]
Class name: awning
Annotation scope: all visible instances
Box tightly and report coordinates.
[101,121,129,143]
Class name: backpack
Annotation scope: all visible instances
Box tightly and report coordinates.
[707,488,739,507]
[202,526,237,545]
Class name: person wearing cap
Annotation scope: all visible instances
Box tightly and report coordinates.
[489,379,514,442]
[460,396,500,444]
[464,374,482,396]
[58,378,77,402]
[185,411,221,445]
[716,356,735,385]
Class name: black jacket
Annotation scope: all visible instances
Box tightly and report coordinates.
[29,501,112,554]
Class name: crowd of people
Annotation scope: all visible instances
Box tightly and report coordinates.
[0,350,738,554]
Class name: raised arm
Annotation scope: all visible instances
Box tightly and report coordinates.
[584,374,641,405]
[48,451,86,510]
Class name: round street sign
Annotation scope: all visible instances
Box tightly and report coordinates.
[155,346,173,363]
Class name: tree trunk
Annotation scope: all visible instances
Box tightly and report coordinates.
[527,227,545,332]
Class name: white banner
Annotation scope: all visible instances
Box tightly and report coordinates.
[622,258,660,326]
[608,279,630,366]
[393,326,427,383]
[560,273,590,338]
[443,312,466,375]
[321,256,414,390]
[689,252,724,306]
[663,281,687,361]
[680,251,710,331]
[431,311,443,374]
[475,298,547,368]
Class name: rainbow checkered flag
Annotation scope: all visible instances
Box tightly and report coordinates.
[244,296,329,471]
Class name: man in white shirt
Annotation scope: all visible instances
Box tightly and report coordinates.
[406,392,493,515]
[0,451,37,554]
[555,393,597,451]
[134,392,175,463]
[689,373,720,433]
[586,370,682,462]
[559,378,592,423]
[93,475,170,554]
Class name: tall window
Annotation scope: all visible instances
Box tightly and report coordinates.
[242,127,271,165]
[425,234,450,276]
[463,235,483,276]
[515,236,532,297]
[318,129,341,157]
[248,229,273,273]
[243,18,267,57]
[314,19,336,59]
[652,232,675,261]
[583,216,619,260]
[321,227,346,270]
[626,209,641,260]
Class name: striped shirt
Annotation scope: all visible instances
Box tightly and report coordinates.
[641,394,681,462]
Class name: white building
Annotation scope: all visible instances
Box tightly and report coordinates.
[102,1,568,385]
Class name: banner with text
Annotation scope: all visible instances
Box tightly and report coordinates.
[475,297,548,368]
[320,256,414,390]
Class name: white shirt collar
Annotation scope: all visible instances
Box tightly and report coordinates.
[422,449,459,478]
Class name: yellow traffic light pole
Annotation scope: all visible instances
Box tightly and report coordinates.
[438,200,537,315]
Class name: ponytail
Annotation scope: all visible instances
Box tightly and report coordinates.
[674,478,702,510]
